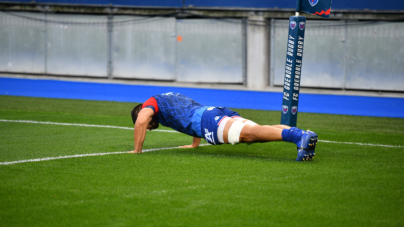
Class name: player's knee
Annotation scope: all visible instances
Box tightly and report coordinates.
[239,125,256,143]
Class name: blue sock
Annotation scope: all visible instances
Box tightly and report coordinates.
[282,127,303,145]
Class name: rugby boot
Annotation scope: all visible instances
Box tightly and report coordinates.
[295,130,318,161]
[306,130,318,160]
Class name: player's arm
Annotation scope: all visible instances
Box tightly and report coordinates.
[129,108,154,153]
[179,137,201,149]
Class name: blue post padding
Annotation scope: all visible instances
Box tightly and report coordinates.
[280,16,306,127]
[1,77,404,118]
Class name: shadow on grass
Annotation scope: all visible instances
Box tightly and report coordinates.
[149,143,298,163]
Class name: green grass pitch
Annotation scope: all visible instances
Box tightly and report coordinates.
[1,95,403,226]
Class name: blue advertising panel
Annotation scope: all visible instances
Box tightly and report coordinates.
[298,0,332,19]
[332,0,404,11]
[3,0,183,7]
[184,0,295,8]
[3,0,404,10]
[187,0,404,10]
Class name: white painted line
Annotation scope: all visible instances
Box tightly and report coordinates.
[319,140,404,148]
[0,144,211,165]
[0,119,178,133]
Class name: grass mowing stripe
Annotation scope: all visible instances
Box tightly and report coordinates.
[2,119,403,148]
[0,119,178,133]
[0,144,212,165]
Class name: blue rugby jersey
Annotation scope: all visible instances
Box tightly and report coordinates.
[142,92,207,137]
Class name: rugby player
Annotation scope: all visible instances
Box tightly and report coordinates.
[130,92,317,161]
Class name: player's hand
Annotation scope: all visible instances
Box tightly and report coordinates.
[128,150,142,153]
[179,144,198,149]
[179,137,201,149]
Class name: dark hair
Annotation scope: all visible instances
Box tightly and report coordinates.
[131,103,143,125]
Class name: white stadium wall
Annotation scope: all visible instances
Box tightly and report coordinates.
[0,10,403,91]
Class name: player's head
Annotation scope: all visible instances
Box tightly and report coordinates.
[131,104,159,130]
[147,118,159,130]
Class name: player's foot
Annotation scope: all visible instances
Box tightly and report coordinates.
[306,130,318,160]
[295,130,318,161]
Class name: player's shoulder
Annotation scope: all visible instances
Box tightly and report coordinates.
[142,97,159,115]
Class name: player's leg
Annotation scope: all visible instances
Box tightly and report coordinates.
[222,119,283,143]
[220,119,317,161]
[220,108,299,143]
[230,115,291,130]
[270,124,291,130]
[222,107,292,130]
[210,107,317,161]
[230,116,314,153]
